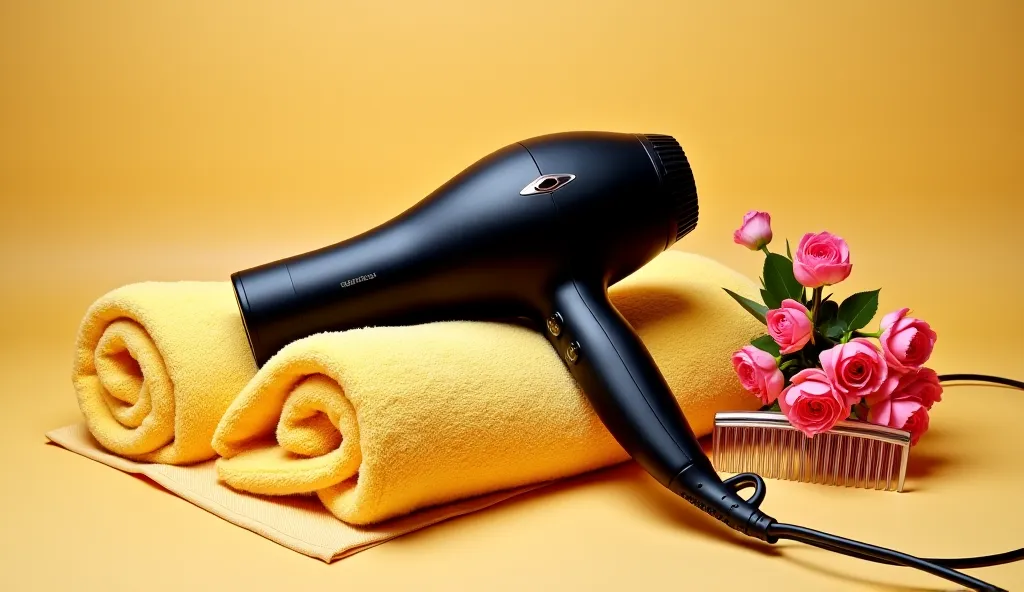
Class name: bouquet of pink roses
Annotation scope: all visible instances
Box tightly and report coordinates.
[726,211,941,445]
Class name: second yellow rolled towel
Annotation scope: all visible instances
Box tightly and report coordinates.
[212,251,764,525]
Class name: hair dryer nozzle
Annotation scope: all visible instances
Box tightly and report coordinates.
[640,134,699,245]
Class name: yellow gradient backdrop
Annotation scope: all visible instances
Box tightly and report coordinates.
[1,2,1022,590]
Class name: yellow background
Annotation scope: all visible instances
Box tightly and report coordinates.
[1,1,1022,590]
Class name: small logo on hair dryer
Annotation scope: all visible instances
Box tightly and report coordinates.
[340,273,377,288]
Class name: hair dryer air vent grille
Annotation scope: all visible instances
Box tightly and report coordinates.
[643,134,699,242]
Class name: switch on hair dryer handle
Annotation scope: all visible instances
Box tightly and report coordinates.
[549,279,705,484]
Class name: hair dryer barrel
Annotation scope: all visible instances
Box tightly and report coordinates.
[232,140,564,366]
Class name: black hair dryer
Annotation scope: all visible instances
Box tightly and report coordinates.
[231,132,775,539]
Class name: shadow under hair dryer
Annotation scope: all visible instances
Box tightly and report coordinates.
[231,132,1015,591]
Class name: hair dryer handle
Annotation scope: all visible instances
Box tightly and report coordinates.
[550,279,775,540]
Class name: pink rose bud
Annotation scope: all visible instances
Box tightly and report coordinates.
[865,367,943,430]
[792,231,852,288]
[731,345,785,405]
[819,338,888,406]
[879,308,937,373]
[778,368,847,437]
[733,210,773,250]
[766,299,813,354]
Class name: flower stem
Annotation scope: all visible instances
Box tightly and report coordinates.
[760,245,771,256]
[809,287,822,345]
[778,359,797,371]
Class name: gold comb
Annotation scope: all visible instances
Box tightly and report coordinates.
[712,411,911,492]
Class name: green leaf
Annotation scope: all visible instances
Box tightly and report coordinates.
[760,288,781,309]
[785,239,793,260]
[816,299,839,326]
[723,288,768,324]
[751,334,781,357]
[838,289,881,332]
[763,253,804,305]
[824,318,848,340]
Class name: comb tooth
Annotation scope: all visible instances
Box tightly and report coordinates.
[781,429,790,480]
[813,435,823,483]
[722,427,732,472]
[808,435,815,483]
[804,436,812,483]
[873,442,883,490]
[851,436,860,485]
[842,436,852,487]
[721,427,730,472]
[805,436,813,483]
[885,442,896,491]
[797,436,806,482]
[831,430,839,481]
[741,427,750,473]
[819,428,827,483]
[753,427,761,472]
[829,434,840,486]
[749,426,757,473]
[749,427,758,473]
[778,430,787,480]
[774,426,782,477]
[874,441,883,490]
[807,436,815,483]
[821,435,829,484]
[734,426,743,473]
[866,440,875,490]
[792,430,800,481]
[771,429,779,479]
[868,441,877,490]
[723,426,731,472]
[898,441,910,492]
[782,428,790,479]
[737,424,745,471]
[713,424,723,471]
[758,428,767,475]
[745,427,752,472]
[734,426,742,473]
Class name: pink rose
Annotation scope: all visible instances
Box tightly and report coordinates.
[766,299,813,354]
[733,210,773,250]
[868,388,931,446]
[819,338,888,405]
[779,368,847,437]
[865,367,943,429]
[731,345,784,405]
[902,406,930,446]
[879,308,937,373]
[792,231,852,288]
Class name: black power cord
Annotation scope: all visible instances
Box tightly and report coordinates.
[766,523,1008,592]
[728,373,1023,591]
[939,373,1024,391]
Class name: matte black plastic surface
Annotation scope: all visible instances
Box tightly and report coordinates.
[230,131,773,537]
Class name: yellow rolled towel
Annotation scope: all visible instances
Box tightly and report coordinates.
[73,282,257,464]
[212,251,764,525]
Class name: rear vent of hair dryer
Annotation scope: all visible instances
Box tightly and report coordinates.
[642,134,699,243]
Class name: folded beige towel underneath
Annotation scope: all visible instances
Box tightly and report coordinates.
[46,424,542,562]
